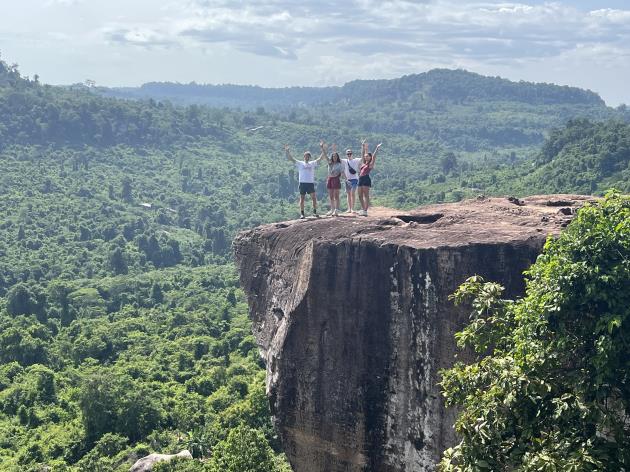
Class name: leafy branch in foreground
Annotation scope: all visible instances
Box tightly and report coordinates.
[440,191,630,471]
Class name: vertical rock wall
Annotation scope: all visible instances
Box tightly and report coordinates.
[234,197,591,471]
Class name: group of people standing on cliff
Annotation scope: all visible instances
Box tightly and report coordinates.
[284,139,382,218]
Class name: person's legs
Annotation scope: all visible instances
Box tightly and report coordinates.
[310,191,318,215]
[332,189,340,214]
[345,182,352,212]
[358,187,365,211]
[364,188,370,211]
[299,194,305,216]
[327,188,335,214]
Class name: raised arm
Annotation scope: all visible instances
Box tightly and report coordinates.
[361,138,368,157]
[314,140,328,163]
[285,144,298,163]
[370,143,382,168]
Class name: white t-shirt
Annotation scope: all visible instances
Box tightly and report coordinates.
[342,158,361,180]
[296,161,318,183]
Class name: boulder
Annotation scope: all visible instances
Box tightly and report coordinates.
[130,450,192,472]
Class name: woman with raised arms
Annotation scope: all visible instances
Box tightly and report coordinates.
[357,140,382,217]
[324,142,343,216]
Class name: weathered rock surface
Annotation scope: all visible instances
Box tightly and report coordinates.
[130,450,192,472]
[234,195,593,472]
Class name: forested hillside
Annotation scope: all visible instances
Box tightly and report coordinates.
[0,54,629,471]
[0,59,296,471]
[101,69,628,150]
[104,69,606,109]
[448,119,630,198]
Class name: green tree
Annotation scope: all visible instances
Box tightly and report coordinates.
[208,424,276,472]
[78,369,164,443]
[440,151,458,174]
[151,282,164,304]
[6,283,45,317]
[121,176,133,202]
[440,192,630,471]
[47,280,74,325]
[109,246,128,275]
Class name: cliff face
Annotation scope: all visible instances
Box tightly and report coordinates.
[234,196,592,472]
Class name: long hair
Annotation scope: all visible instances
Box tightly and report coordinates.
[363,152,373,164]
[331,152,341,164]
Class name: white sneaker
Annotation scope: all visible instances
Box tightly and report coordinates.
[325,209,334,216]
[346,209,353,214]
[359,209,368,216]
[333,209,339,216]
[299,214,306,219]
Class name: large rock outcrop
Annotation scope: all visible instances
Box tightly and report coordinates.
[234,195,592,472]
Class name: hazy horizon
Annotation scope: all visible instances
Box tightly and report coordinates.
[2,0,630,106]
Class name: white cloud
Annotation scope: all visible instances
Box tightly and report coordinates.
[100,0,630,68]
[3,0,630,104]
[104,26,176,48]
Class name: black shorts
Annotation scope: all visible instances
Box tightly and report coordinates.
[358,175,372,187]
[299,182,315,195]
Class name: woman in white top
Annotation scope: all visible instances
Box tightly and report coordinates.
[285,143,325,219]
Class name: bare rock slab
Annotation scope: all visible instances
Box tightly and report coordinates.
[234,195,593,472]
[130,450,192,472]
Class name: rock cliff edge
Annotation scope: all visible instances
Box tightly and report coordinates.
[233,195,592,472]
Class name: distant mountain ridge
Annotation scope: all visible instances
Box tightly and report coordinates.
[3,56,625,153]
[99,69,605,110]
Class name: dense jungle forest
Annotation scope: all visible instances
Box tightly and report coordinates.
[0,54,629,471]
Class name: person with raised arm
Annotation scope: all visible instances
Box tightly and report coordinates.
[340,140,363,213]
[357,141,382,216]
[285,143,324,219]
[325,143,343,216]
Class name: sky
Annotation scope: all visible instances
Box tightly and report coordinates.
[1,0,629,105]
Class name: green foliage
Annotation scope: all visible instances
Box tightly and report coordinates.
[6,283,46,317]
[0,62,234,148]
[440,192,630,471]
[104,69,621,151]
[524,119,630,194]
[78,367,164,443]
[1,54,629,471]
[207,424,276,472]
[0,266,281,470]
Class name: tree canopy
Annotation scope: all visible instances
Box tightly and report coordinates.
[0,53,629,471]
[440,192,630,471]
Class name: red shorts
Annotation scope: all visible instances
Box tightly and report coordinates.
[326,176,341,189]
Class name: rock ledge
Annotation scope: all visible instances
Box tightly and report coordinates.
[234,195,593,472]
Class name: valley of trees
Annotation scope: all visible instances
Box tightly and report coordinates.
[0,53,629,471]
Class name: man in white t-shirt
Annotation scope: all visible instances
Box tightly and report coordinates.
[340,144,362,213]
[285,143,325,219]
